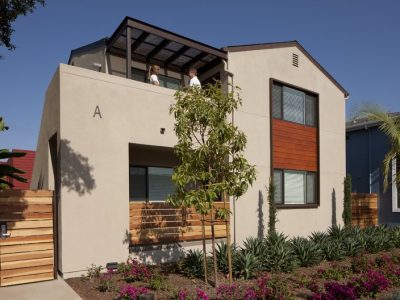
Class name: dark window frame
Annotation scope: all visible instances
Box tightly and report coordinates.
[273,169,318,208]
[269,78,320,209]
[129,164,175,202]
[271,79,319,128]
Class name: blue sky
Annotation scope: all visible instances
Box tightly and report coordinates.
[1,0,399,150]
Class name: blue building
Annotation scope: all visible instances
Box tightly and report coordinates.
[346,115,400,226]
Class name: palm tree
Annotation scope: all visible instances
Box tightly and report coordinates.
[358,105,400,191]
[0,117,27,189]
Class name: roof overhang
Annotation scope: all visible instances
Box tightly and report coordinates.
[107,17,227,75]
[224,41,349,98]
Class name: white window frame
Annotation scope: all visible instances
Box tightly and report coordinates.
[392,158,400,212]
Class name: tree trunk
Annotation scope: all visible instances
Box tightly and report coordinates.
[224,192,233,284]
[211,206,218,287]
[201,215,208,283]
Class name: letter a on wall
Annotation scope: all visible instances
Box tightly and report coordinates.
[93,105,102,118]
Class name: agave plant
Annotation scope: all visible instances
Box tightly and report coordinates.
[291,237,323,267]
[390,226,400,248]
[342,237,363,257]
[262,232,298,272]
[215,241,238,274]
[242,236,266,259]
[322,240,345,261]
[309,231,329,245]
[327,225,348,241]
[180,249,211,278]
[233,250,259,279]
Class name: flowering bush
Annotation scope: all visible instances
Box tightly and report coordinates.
[312,282,356,300]
[243,288,257,300]
[216,284,241,300]
[97,270,114,292]
[177,289,189,300]
[123,258,152,282]
[196,288,210,300]
[350,270,389,298]
[256,274,271,298]
[116,285,149,300]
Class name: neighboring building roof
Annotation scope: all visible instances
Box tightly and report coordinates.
[68,38,108,65]
[6,149,36,190]
[224,41,349,98]
[346,112,400,132]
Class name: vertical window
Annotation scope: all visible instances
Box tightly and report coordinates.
[271,82,317,127]
[273,169,317,205]
[272,84,282,119]
[148,167,175,201]
[129,167,146,201]
[129,166,175,201]
[283,87,305,124]
[284,171,305,204]
[273,170,283,204]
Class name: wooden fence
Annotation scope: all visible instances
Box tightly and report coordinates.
[129,202,229,245]
[0,190,55,287]
[351,193,378,228]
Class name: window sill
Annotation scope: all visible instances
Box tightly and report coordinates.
[276,204,319,209]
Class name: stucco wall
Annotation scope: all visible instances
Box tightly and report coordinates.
[227,46,346,240]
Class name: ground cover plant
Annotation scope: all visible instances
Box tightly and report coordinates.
[66,225,400,299]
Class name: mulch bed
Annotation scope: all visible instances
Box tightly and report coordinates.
[66,249,400,299]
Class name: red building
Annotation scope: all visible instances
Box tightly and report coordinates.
[4,149,35,189]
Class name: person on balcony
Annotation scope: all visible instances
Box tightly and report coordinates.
[188,68,201,87]
[149,65,160,85]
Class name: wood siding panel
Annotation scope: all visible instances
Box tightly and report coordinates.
[351,193,378,228]
[0,190,54,287]
[129,202,229,245]
[272,119,318,171]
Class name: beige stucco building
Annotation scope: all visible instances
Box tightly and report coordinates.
[32,17,348,278]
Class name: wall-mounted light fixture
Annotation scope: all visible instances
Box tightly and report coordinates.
[160,128,165,134]
[93,62,102,72]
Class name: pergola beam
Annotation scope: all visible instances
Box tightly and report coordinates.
[164,46,189,66]
[182,52,208,71]
[146,39,171,62]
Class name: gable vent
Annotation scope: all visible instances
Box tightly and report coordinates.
[292,53,299,67]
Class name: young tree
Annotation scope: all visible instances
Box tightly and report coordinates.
[267,178,278,235]
[343,175,352,228]
[168,82,256,286]
[0,0,45,55]
[358,105,400,191]
[0,117,27,189]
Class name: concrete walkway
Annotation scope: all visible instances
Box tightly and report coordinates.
[0,278,81,300]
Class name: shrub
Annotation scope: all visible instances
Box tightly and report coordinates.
[342,237,363,257]
[318,281,356,300]
[316,264,351,281]
[216,284,241,300]
[177,289,189,300]
[327,225,348,241]
[268,177,278,235]
[268,275,293,300]
[349,270,390,298]
[123,258,152,282]
[351,256,371,273]
[309,231,329,245]
[149,273,168,291]
[117,285,149,300]
[243,288,258,300]
[256,274,271,298]
[180,249,209,279]
[290,237,323,267]
[85,263,102,279]
[233,250,259,279]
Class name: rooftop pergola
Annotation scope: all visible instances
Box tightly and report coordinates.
[107,17,228,79]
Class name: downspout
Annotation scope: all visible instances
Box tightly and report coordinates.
[104,45,109,74]
[366,125,372,193]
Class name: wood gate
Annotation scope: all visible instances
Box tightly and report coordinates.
[0,190,55,287]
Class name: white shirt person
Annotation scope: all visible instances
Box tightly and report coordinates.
[149,65,160,85]
[188,68,201,87]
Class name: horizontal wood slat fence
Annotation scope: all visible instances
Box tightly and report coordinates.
[129,202,229,245]
[351,193,378,228]
[0,190,55,287]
